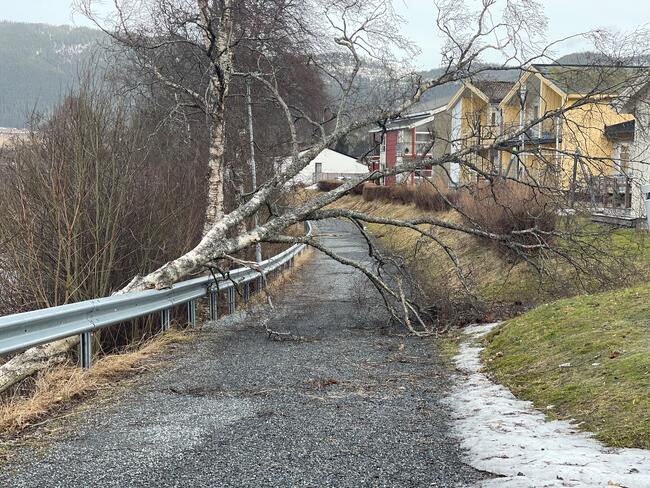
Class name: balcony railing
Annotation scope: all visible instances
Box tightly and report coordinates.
[502,117,561,144]
[590,175,632,210]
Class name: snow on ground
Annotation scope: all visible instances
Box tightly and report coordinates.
[446,323,650,488]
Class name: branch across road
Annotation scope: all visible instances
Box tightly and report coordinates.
[0,220,487,487]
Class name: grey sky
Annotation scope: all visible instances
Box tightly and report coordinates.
[1,0,649,68]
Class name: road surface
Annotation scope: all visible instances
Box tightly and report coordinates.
[0,219,486,487]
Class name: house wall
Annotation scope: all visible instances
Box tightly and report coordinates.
[629,90,650,219]
[385,130,398,185]
[448,90,486,184]
[561,97,634,187]
[499,75,634,189]
[540,80,563,115]
[293,149,369,184]
[432,111,452,182]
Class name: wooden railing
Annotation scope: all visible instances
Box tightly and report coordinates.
[591,175,632,209]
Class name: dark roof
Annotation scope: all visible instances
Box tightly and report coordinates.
[604,120,635,141]
[532,64,648,95]
[472,80,516,102]
[408,90,457,114]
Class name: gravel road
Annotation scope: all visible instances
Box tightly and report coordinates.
[0,219,487,487]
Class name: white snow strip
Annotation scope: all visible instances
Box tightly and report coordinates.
[446,323,650,488]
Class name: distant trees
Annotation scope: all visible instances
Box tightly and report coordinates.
[0,76,206,316]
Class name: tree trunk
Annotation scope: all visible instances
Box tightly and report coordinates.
[203,118,228,234]
[0,336,78,395]
[200,0,234,234]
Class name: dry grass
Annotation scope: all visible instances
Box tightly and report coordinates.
[413,180,457,212]
[0,328,191,436]
[362,184,393,202]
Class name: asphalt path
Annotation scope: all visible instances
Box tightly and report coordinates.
[0,219,487,487]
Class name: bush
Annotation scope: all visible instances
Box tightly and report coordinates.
[413,179,457,212]
[457,180,557,253]
[362,184,392,202]
[390,184,415,204]
[317,179,344,191]
[0,80,206,348]
[349,182,367,195]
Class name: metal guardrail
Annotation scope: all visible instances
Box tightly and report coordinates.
[0,222,312,368]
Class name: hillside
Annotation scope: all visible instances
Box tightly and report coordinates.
[0,21,104,128]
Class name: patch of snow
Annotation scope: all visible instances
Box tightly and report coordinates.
[446,322,650,488]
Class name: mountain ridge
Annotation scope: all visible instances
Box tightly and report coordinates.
[0,21,104,127]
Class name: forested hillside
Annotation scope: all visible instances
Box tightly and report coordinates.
[0,22,104,128]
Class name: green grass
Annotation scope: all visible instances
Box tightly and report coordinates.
[483,282,650,449]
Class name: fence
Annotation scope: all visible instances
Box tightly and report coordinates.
[0,222,312,369]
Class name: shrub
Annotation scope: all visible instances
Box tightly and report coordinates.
[390,184,415,204]
[413,179,457,212]
[457,180,557,253]
[349,182,367,195]
[317,179,344,191]
[362,184,392,202]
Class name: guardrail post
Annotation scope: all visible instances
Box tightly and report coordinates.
[160,308,171,331]
[80,331,92,369]
[243,282,250,304]
[228,287,236,314]
[257,275,264,292]
[209,286,218,321]
[187,300,196,326]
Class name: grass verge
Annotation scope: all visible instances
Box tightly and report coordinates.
[482,282,650,449]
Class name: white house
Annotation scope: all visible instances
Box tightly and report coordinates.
[595,81,650,227]
[291,148,369,185]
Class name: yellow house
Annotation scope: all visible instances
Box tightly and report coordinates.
[446,80,515,184]
[497,64,640,188]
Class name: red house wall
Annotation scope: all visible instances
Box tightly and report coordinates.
[384,130,397,186]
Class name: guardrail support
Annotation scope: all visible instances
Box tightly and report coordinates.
[228,287,236,314]
[160,308,171,331]
[209,287,218,321]
[80,331,92,369]
[187,300,196,326]
[243,283,250,304]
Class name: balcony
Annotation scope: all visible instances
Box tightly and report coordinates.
[590,175,632,210]
[502,117,562,147]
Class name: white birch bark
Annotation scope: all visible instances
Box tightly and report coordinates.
[200,0,234,234]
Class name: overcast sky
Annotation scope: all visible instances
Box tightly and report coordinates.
[1,0,649,68]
